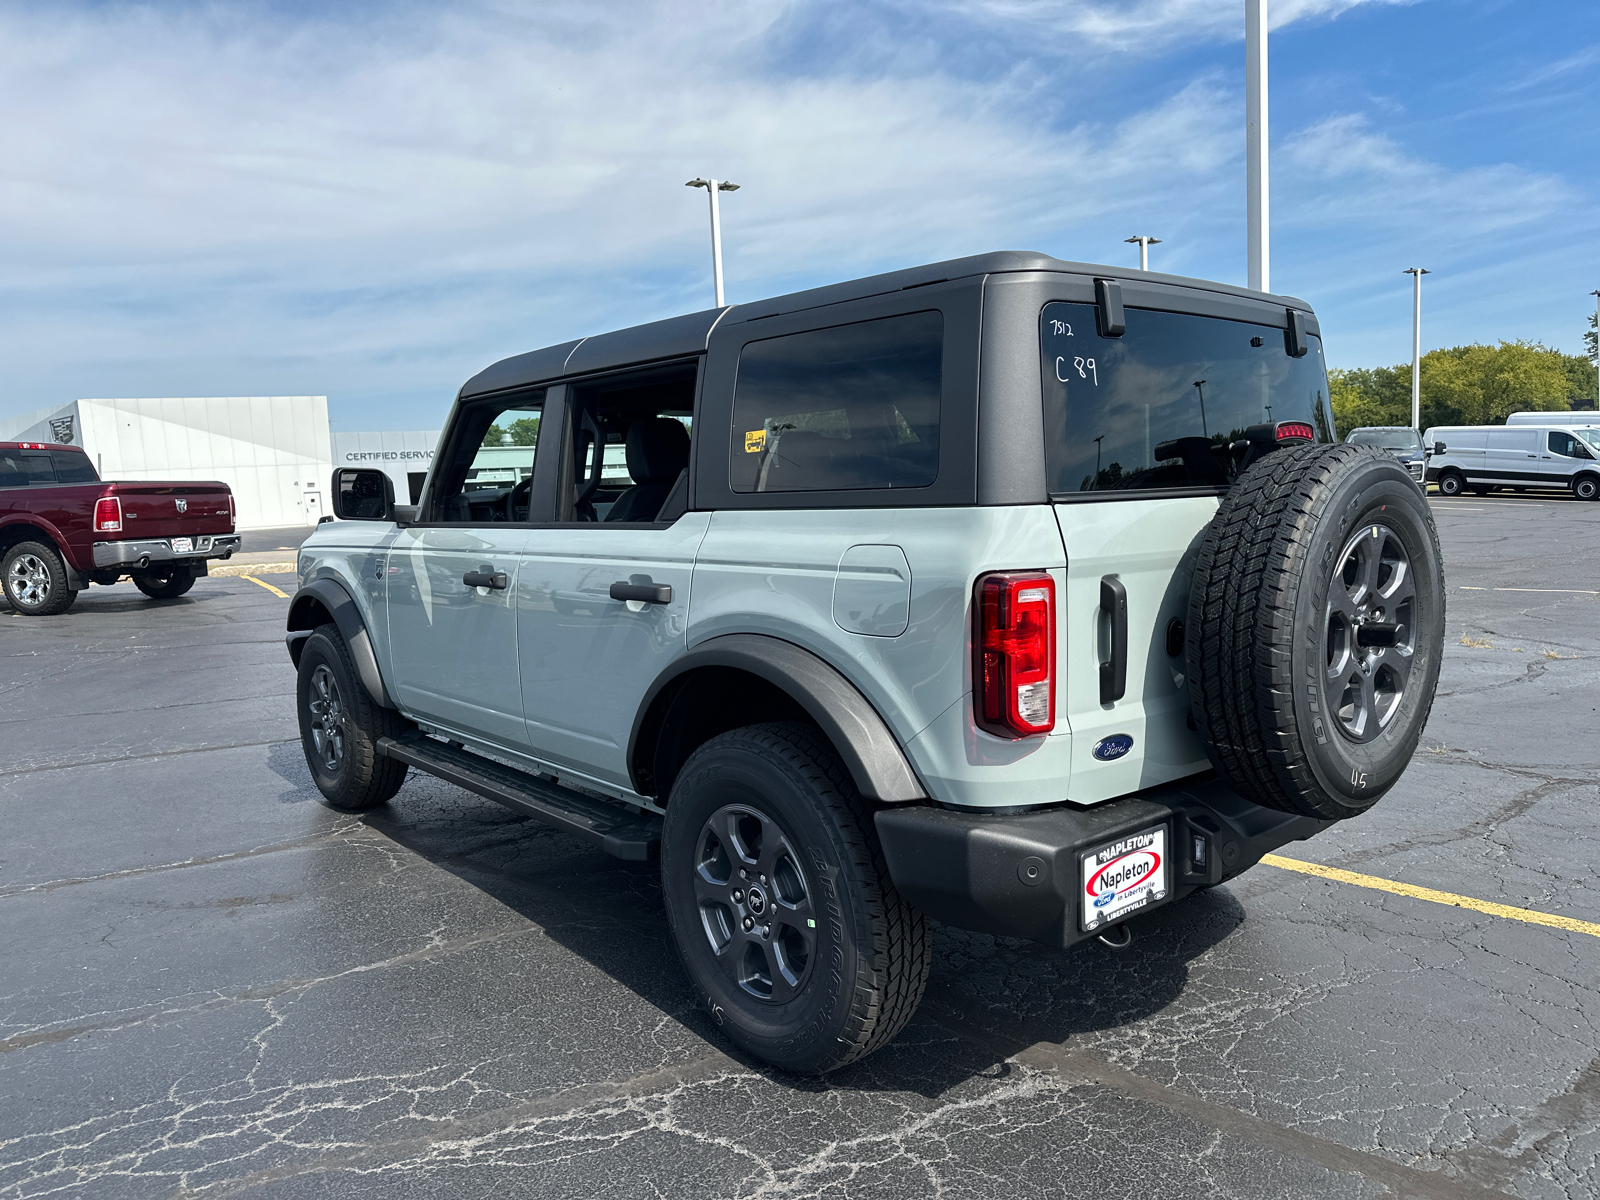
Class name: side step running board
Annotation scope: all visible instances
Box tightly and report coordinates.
[376,734,661,861]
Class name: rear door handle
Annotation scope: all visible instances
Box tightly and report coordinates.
[1099,575,1128,705]
[610,580,672,604]
[463,570,508,590]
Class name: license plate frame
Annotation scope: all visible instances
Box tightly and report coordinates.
[170,537,193,554]
[1080,825,1168,932]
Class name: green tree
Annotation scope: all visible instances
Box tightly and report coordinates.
[1586,310,1596,364]
[481,415,540,447]
[1329,364,1410,437]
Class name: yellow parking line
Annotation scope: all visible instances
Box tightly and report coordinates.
[242,575,290,599]
[1262,854,1600,938]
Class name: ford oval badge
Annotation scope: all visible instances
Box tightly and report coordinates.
[1093,734,1134,761]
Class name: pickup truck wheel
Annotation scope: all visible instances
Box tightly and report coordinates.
[2,541,77,616]
[661,722,930,1074]
[132,567,195,599]
[296,624,408,810]
[1187,444,1446,821]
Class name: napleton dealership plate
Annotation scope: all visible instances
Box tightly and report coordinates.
[1080,826,1167,931]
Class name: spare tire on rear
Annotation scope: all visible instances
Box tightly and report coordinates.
[1186,443,1445,820]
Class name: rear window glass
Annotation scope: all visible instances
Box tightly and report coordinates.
[49,450,97,483]
[1040,303,1331,495]
[1347,429,1420,451]
[730,311,942,493]
[0,451,55,487]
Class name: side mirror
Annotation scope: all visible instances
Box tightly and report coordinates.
[1433,442,1447,455]
[332,468,395,521]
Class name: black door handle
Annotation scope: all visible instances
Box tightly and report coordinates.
[609,580,672,604]
[464,570,508,590]
[1099,575,1128,704]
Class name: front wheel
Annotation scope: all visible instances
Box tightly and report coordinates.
[1436,471,1466,497]
[132,566,195,599]
[661,723,930,1074]
[1574,475,1600,502]
[2,541,77,615]
[296,624,409,810]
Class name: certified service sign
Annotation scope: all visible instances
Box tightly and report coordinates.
[1080,827,1167,931]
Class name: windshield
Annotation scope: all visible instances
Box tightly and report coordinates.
[1347,428,1421,451]
[1579,429,1600,452]
[1040,303,1332,495]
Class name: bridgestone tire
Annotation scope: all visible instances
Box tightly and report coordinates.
[1437,471,1465,497]
[296,624,409,811]
[1186,444,1446,820]
[661,723,930,1074]
[2,541,77,616]
[132,567,196,599]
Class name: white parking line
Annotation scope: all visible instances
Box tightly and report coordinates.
[1459,586,1600,595]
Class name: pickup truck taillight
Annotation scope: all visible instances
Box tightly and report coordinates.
[228,493,236,530]
[94,496,123,533]
[974,571,1056,738]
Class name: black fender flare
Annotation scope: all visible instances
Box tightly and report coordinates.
[285,577,395,709]
[628,633,926,804]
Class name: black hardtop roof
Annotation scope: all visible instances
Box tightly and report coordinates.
[460,250,1315,398]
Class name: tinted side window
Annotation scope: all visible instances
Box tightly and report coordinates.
[49,450,98,483]
[730,311,942,493]
[20,453,54,485]
[0,450,30,488]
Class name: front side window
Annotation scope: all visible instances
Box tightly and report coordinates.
[730,311,942,493]
[1040,304,1331,495]
[431,393,543,523]
[1549,431,1594,459]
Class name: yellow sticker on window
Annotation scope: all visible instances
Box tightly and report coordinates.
[744,429,766,453]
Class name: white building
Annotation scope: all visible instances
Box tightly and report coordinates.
[331,430,440,505]
[4,397,333,529]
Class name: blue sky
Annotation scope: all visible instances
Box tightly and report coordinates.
[1,0,1595,431]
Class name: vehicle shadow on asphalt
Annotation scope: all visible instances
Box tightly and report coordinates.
[288,750,1247,1098]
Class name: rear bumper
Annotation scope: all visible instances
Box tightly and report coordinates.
[93,535,241,569]
[874,776,1332,948]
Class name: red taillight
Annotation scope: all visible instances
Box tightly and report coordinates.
[974,572,1056,738]
[94,496,122,533]
[1276,421,1315,442]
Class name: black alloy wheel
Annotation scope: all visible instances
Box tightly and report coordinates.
[1324,524,1416,742]
[295,623,409,810]
[693,804,815,1004]
[661,723,929,1074]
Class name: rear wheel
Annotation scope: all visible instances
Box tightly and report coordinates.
[1187,444,1446,820]
[1470,485,1490,496]
[2,541,77,616]
[1436,471,1466,497]
[661,723,930,1074]
[132,566,195,599]
[296,624,409,810]
[1573,474,1599,502]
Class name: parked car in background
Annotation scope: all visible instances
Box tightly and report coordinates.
[1344,426,1426,484]
[1504,411,1600,426]
[1423,423,1600,499]
[0,441,240,615]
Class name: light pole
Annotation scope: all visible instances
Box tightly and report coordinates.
[1246,0,1269,293]
[1193,380,1209,436]
[1590,290,1599,412]
[686,178,740,307]
[1125,236,1162,272]
[1404,268,1430,431]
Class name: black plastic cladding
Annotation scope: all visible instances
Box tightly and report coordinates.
[450,250,1323,509]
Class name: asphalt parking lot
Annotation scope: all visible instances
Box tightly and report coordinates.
[3,496,1598,1200]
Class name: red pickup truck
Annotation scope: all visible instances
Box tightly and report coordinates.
[0,442,241,615]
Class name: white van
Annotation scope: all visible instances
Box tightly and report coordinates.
[1424,423,1600,500]
[1505,411,1600,426]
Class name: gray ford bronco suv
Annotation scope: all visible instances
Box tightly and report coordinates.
[287,251,1445,1073]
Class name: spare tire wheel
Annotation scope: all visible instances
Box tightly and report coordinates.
[1186,444,1445,820]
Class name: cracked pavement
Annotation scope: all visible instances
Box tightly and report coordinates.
[2,495,1597,1199]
